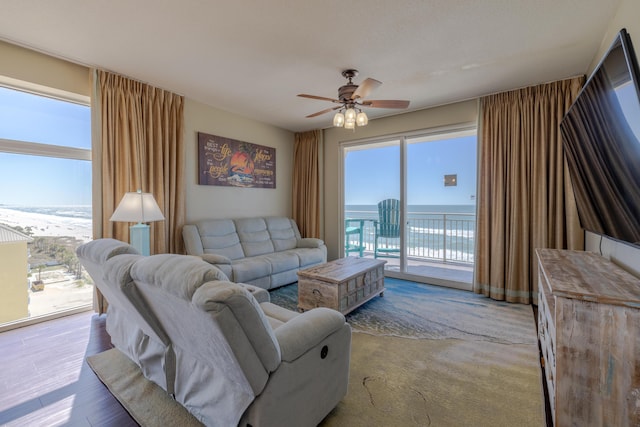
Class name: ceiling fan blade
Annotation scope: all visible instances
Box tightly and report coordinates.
[306,106,341,118]
[298,94,340,103]
[351,78,382,99]
[361,100,410,109]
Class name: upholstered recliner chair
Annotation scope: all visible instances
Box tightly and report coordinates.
[78,238,270,400]
[76,238,178,394]
[116,253,351,427]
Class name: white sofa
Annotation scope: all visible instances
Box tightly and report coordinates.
[78,238,351,427]
[182,216,326,289]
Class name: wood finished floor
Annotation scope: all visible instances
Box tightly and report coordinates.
[0,311,136,427]
[0,302,551,427]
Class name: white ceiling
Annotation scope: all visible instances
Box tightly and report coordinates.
[0,0,622,132]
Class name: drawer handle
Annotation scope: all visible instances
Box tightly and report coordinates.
[538,321,545,338]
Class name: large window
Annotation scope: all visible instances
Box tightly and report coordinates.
[0,84,92,328]
[342,125,476,289]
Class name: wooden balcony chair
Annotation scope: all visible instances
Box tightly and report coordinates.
[374,198,401,259]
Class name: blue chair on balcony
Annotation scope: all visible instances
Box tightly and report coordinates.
[374,199,401,259]
[345,219,365,257]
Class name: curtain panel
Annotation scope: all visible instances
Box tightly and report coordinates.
[292,129,321,238]
[95,70,185,312]
[475,77,584,304]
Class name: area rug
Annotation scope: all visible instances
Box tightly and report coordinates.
[87,279,545,426]
[270,278,537,344]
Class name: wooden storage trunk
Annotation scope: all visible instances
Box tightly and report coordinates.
[297,257,386,315]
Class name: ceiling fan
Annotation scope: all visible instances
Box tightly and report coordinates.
[298,69,410,128]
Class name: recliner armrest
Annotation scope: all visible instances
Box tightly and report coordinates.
[296,238,324,248]
[274,308,347,362]
[237,282,270,303]
[200,253,232,265]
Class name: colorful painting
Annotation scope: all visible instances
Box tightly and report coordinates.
[198,132,276,188]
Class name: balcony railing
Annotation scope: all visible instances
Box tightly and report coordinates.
[346,210,475,265]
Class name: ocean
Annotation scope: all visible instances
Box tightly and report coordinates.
[0,205,92,241]
[1,205,93,220]
[345,204,476,263]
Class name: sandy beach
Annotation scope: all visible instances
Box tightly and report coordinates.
[0,207,94,321]
[0,207,92,242]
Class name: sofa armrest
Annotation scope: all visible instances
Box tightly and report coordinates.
[274,308,346,362]
[183,224,205,255]
[200,253,232,265]
[296,238,325,249]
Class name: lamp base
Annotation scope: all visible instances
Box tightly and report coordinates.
[130,223,151,256]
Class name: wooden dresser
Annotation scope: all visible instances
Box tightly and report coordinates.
[536,249,640,427]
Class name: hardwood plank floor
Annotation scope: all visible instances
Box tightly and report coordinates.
[0,311,136,426]
[0,297,551,427]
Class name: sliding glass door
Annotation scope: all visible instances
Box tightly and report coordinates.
[344,139,400,259]
[342,127,476,288]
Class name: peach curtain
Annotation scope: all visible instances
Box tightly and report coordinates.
[292,129,321,237]
[95,71,185,312]
[475,77,584,304]
[99,70,185,254]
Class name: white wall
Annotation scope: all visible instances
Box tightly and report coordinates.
[183,98,294,222]
[321,99,478,260]
[583,0,640,277]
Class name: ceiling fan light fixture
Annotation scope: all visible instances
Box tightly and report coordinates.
[298,69,409,131]
[356,111,368,126]
[344,108,356,122]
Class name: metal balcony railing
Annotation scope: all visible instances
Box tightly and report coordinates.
[345,210,475,265]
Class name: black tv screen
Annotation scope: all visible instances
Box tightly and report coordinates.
[561,28,640,247]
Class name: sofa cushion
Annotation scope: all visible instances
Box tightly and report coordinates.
[232,257,272,284]
[290,247,326,268]
[236,218,275,257]
[266,217,299,251]
[262,251,299,274]
[197,219,245,260]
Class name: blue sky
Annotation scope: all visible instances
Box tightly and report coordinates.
[344,135,477,206]
[0,87,91,206]
[0,85,477,207]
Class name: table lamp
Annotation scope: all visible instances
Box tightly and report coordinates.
[109,190,164,256]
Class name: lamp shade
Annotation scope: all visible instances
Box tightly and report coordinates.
[356,111,368,126]
[344,108,356,122]
[110,191,165,223]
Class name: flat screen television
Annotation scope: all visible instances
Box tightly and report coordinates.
[561,28,640,248]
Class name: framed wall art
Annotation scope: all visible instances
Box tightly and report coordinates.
[198,132,276,188]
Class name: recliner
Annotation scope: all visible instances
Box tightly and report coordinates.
[126,253,352,427]
[79,238,351,427]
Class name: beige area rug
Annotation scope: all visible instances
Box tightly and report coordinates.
[87,333,544,427]
[86,348,203,427]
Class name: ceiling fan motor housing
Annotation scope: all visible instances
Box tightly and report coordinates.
[338,84,358,102]
[339,69,359,101]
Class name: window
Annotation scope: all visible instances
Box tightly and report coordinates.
[0,84,92,328]
[342,125,476,289]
